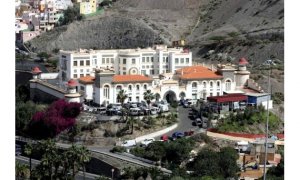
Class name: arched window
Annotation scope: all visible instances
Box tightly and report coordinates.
[192,82,197,89]
[225,79,231,91]
[116,85,122,94]
[217,81,221,87]
[103,85,110,99]
[136,84,140,91]
[203,82,207,88]
[210,81,213,88]
[128,85,132,91]
[143,84,147,90]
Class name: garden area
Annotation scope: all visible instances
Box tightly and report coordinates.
[216,105,283,134]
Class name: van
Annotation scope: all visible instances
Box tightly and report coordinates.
[121,139,136,147]
[159,104,169,112]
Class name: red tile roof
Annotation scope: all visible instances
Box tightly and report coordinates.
[207,94,247,103]
[67,79,78,87]
[78,75,95,84]
[239,57,249,65]
[177,66,223,80]
[32,66,42,74]
[112,75,152,83]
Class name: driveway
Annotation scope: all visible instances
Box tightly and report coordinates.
[166,106,201,137]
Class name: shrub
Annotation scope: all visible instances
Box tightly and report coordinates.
[28,99,82,139]
[110,146,126,153]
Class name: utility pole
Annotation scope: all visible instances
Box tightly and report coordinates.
[263,60,272,180]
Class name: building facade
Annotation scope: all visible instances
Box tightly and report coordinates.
[59,45,192,89]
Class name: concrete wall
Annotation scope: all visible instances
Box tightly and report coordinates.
[30,80,65,103]
[40,73,59,79]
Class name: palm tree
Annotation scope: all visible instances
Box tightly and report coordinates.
[16,161,29,180]
[143,90,155,108]
[77,146,91,180]
[117,89,128,121]
[66,145,91,180]
[24,143,33,178]
[127,116,137,134]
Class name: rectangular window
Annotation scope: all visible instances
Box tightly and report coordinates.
[129,97,132,102]
[80,60,84,66]
[123,58,126,64]
[180,58,184,63]
[166,57,169,62]
[106,58,109,64]
[111,58,114,64]
[142,57,145,62]
[80,69,83,73]
[142,65,145,69]
[73,61,77,66]
[132,59,136,64]
[73,74,78,78]
[186,58,189,64]
[151,57,154,62]
[163,57,166,63]
[150,70,154,75]
[74,69,77,73]
[146,57,150,62]
[86,73,90,76]
[86,69,90,72]
[175,58,179,64]
[93,59,97,65]
[86,60,90,66]
[80,86,84,91]
[102,58,105,64]
[141,70,146,75]
[146,65,149,68]
[80,74,84,77]
[151,65,154,68]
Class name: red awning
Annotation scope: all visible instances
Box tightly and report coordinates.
[207,94,247,103]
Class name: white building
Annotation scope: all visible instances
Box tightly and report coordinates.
[59,45,192,89]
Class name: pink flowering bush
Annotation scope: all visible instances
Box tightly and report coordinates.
[28,99,82,139]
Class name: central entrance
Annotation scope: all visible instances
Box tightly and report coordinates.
[164,90,177,103]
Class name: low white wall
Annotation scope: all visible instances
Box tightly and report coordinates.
[40,73,59,79]
[135,123,178,143]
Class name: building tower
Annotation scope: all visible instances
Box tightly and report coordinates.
[31,66,42,79]
[64,79,81,103]
[235,57,250,88]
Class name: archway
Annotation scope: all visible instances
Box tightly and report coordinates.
[164,90,177,103]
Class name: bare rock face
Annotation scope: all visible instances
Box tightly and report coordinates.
[29,16,167,52]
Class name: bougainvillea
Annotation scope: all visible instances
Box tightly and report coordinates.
[28,99,82,139]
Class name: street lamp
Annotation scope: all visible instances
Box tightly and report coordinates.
[111,168,115,180]
[263,59,273,180]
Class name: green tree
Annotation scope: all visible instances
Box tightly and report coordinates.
[143,90,155,107]
[24,143,33,178]
[190,147,221,178]
[165,138,195,165]
[127,116,137,134]
[219,147,240,179]
[61,4,83,25]
[16,161,30,180]
[145,141,166,163]
[117,89,128,120]
[265,154,284,179]
[155,93,161,101]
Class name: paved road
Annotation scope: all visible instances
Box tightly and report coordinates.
[166,106,201,137]
[16,156,100,180]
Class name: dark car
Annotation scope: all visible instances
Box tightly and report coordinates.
[172,132,184,140]
[184,130,194,136]
[16,144,22,156]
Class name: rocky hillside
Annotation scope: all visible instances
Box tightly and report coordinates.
[27,0,284,93]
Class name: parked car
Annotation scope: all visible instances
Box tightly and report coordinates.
[140,138,155,146]
[159,104,169,112]
[184,130,194,136]
[172,132,184,140]
[121,140,137,147]
[161,134,169,141]
[150,108,158,115]
[195,118,202,126]
[129,108,140,116]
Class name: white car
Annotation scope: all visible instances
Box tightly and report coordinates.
[121,140,136,147]
[141,138,155,146]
